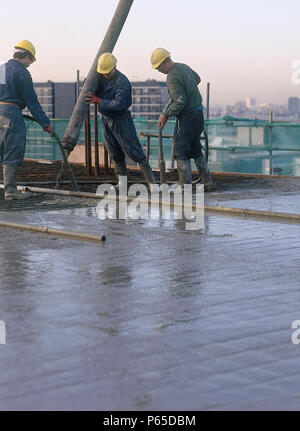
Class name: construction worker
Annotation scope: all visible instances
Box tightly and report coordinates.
[0,40,53,200]
[150,48,215,191]
[85,52,156,190]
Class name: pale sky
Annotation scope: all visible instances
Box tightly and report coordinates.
[1,0,300,105]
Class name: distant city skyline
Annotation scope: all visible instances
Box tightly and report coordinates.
[1,0,300,105]
[28,78,300,123]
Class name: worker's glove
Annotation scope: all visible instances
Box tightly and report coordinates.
[43,124,54,136]
[85,92,101,105]
[158,114,168,130]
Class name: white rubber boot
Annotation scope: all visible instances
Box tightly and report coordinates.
[112,160,128,191]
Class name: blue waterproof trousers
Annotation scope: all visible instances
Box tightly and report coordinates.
[174,109,204,160]
[101,111,146,163]
[0,105,26,166]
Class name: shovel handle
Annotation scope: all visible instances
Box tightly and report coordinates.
[158,126,166,184]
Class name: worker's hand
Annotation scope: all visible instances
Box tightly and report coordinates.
[86,92,101,105]
[43,124,53,135]
[158,114,168,130]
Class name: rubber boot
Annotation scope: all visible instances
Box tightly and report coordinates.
[194,154,216,192]
[138,160,158,192]
[177,159,192,188]
[3,164,32,200]
[113,160,128,191]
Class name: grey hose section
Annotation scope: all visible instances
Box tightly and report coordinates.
[22,114,79,191]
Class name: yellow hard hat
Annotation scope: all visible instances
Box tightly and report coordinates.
[97,53,117,74]
[14,40,36,62]
[150,48,170,69]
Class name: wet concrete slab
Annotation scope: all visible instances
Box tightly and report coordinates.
[0,177,300,411]
[206,175,300,215]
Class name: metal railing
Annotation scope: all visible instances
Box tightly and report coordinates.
[139,128,209,170]
[24,116,300,176]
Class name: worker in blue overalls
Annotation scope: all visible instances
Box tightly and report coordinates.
[0,40,53,200]
[85,53,156,190]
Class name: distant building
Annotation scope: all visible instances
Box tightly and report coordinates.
[246,98,256,108]
[130,80,169,121]
[288,97,300,114]
[24,81,80,119]
[26,79,169,121]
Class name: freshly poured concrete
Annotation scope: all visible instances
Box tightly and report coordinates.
[0,177,300,411]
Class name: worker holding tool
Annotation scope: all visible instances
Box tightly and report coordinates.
[0,40,53,200]
[150,48,215,191]
[85,52,156,190]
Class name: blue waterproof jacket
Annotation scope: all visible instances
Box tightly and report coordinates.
[96,70,132,119]
[0,59,50,127]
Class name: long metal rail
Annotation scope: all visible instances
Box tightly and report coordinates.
[0,219,106,243]
[2,185,299,223]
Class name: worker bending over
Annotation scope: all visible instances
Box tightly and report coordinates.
[0,40,53,200]
[150,48,215,191]
[86,53,156,190]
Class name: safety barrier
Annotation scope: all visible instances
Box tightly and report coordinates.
[24,116,300,176]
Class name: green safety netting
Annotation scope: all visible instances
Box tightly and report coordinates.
[205,116,300,151]
[207,115,300,127]
[24,115,300,176]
